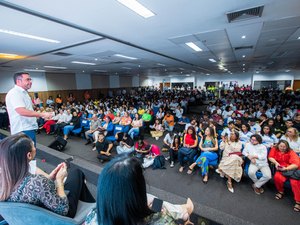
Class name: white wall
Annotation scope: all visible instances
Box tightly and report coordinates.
[252,72,294,87]
[132,75,140,87]
[292,71,300,80]
[0,71,47,93]
[76,73,92,89]
[109,75,120,88]
[195,73,252,88]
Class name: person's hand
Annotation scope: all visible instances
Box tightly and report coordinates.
[251,158,256,164]
[55,163,67,184]
[49,163,64,180]
[41,112,52,119]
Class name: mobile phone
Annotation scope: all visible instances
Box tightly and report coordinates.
[64,157,73,169]
[151,198,163,213]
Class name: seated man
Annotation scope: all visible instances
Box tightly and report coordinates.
[95,132,113,163]
[243,134,271,195]
[84,114,101,145]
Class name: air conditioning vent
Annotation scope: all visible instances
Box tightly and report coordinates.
[227,6,264,23]
[234,46,253,51]
[52,52,72,56]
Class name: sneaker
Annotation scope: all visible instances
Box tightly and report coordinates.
[92,147,96,151]
[155,137,159,140]
[165,156,170,161]
[170,162,174,168]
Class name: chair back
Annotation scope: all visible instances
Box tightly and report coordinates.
[0,201,95,225]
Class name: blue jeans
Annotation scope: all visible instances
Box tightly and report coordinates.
[64,125,75,135]
[23,130,36,146]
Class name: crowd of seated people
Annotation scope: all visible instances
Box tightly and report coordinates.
[1,86,300,213]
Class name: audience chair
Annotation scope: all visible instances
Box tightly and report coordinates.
[0,200,95,225]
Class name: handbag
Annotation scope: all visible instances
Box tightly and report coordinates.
[281,169,300,180]
[179,147,193,155]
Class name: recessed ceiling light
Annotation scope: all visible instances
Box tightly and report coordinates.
[82,70,85,73]
[157,63,165,66]
[186,74,191,76]
[185,42,203,52]
[256,71,259,73]
[24,69,45,72]
[94,58,98,61]
[224,68,228,71]
[285,69,290,72]
[0,53,25,59]
[179,68,184,70]
[44,66,67,69]
[114,54,137,60]
[297,37,300,40]
[209,58,217,62]
[122,67,132,70]
[71,61,96,65]
[206,73,210,76]
[242,63,245,66]
[117,0,155,18]
[0,28,60,43]
[138,65,141,67]
[241,35,246,39]
[242,55,246,58]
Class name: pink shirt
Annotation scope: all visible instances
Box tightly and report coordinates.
[150,145,161,156]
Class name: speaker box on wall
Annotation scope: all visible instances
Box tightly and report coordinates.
[48,136,67,151]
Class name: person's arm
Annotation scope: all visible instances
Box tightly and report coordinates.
[15,107,50,118]
[190,136,198,148]
[36,175,69,216]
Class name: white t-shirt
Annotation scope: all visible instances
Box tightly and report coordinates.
[6,85,38,134]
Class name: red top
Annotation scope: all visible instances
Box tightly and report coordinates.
[150,145,161,156]
[269,147,300,168]
[184,134,196,146]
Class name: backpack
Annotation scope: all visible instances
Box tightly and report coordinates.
[152,155,166,170]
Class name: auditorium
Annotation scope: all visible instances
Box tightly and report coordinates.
[0,1,300,225]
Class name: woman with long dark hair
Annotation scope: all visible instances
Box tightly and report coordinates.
[85,155,194,225]
[0,133,95,218]
[188,127,218,183]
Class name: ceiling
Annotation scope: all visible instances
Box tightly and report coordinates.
[0,0,300,76]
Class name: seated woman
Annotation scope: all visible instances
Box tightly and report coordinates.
[188,127,219,184]
[150,118,164,140]
[260,125,278,149]
[63,111,81,140]
[216,131,243,193]
[268,140,300,212]
[178,126,198,173]
[112,111,121,124]
[243,134,272,195]
[92,116,114,145]
[128,113,143,139]
[0,133,95,218]
[239,123,253,146]
[169,135,182,168]
[280,127,300,156]
[85,155,194,225]
[119,111,132,133]
[116,132,135,155]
